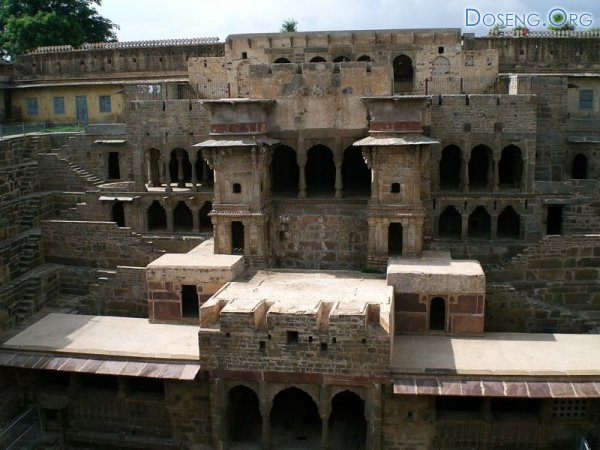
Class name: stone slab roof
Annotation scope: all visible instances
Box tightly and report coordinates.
[392,333,600,377]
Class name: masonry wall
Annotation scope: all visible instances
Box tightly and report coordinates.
[271,200,369,270]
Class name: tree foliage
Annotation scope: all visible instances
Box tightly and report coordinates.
[547,12,575,31]
[0,0,117,57]
[280,18,298,33]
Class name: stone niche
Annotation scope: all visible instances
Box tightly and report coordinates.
[387,251,486,336]
[146,241,244,323]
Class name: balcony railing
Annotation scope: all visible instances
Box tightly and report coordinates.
[0,406,44,450]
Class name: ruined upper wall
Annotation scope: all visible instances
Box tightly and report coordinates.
[470,35,600,73]
[12,39,224,83]
[225,29,462,63]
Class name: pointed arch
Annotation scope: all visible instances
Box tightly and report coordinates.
[439,145,462,189]
[329,390,366,450]
[468,206,491,239]
[498,145,523,188]
[393,54,413,93]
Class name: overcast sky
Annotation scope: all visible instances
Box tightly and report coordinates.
[97,0,600,41]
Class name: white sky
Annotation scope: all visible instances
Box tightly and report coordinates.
[96,0,600,41]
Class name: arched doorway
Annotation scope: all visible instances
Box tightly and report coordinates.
[107,152,120,179]
[227,385,262,445]
[357,55,373,62]
[310,56,326,63]
[306,145,335,196]
[497,206,520,239]
[199,201,213,231]
[232,221,244,254]
[195,152,214,188]
[342,146,371,197]
[438,206,461,238]
[111,201,125,227]
[329,391,366,450]
[388,223,403,256]
[333,55,350,62]
[393,54,413,93]
[274,57,291,64]
[270,145,299,196]
[173,201,193,232]
[169,148,192,188]
[271,387,321,448]
[439,145,461,189]
[429,297,446,331]
[498,145,523,188]
[572,153,588,179]
[469,145,492,190]
[468,206,491,239]
[147,201,167,231]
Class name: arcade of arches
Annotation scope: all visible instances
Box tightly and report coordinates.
[437,205,522,240]
[144,148,214,189]
[438,144,524,192]
[224,385,368,450]
[146,200,213,233]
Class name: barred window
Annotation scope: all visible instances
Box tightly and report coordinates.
[26,98,39,116]
[53,96,65,114]
[99,95,112,113]
[579,89,593,111]
[552,399,589,419]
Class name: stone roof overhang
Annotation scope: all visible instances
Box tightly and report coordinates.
[193,137,280,148]
[353,135,439,146]
[0,313,200,380]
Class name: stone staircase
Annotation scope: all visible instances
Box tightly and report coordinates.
[17,230,43,274]
[66,161,104,187]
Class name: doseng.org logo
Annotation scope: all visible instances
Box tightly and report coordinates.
[465,8,593,28]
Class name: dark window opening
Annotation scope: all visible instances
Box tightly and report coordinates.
[579,89,593,110]
[181,284,199,318]
[320,342,328,352]
[498,145,523,188]
[439,206,461,239]
[393,54,413,93]
[112,201,125,227]
[491,398,541,418]
[306,145,335,196]
[80,374,118,391]
[429,297,446,331]
[357,55,373,62]
[270,145,299,196]
[129,377,165,395]
[546,206,563,235]
[107,152,120,179]
[241,52,248,59]
[391,183,400,193]
[147,201,167,231]
[232,221,245,254]
[497,206,520,239]
[310,56,326,63]
[572,153,588,179]
[41,370,70,387]
[271,388,321,448]
[199,201,213,231]
[333,55,350,62]
[173,201,193,232]
[274,57,291,63]
[287,331,299,345]
[342,146,371,197]
[330,391,366,450]
[388,223,403,256]
[436,396,484,415]
[438,46,444,54]
[227,386,262,443]
[469,145,492,189]
[439,145,461,189]
[233,183,242,193]
[468,206,491,239]
[169,148,192,188]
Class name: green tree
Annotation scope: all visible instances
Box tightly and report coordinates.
[280,18,298,33]
[0,0,117,58]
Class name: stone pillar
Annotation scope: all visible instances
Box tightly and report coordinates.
[320,385,331,450]
[298,157,307,199]
[145,153,152,187]
[259,382,271,450]
[492,156,499,193]
[163,157,172,192]
[366,384,382,450]
[461,156,469,193]
[487,154,494,191]
[491,213,498,239]
[191,154,198,191]
[402,220,410,256]
[202,160,209,187]
[176,150,186,188]
[192,207,200,233]
[166,207,174,232]
[461,213,469,240]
